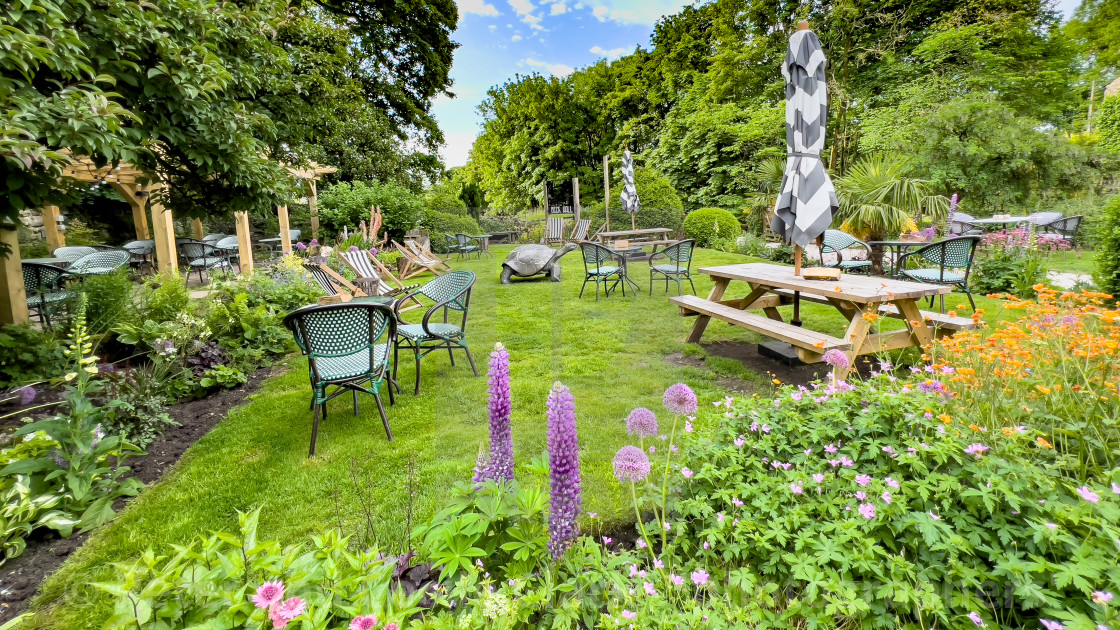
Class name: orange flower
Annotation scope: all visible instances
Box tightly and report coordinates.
[772,379,782,385]
[1036,386,1051,395]
[1036,437,1053,449]
[939,413,953,424]
[862,311,880,322]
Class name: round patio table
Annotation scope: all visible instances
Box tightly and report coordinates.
[866,240,934,277]
[968,216,1031,231]
[469,234,494,257]
[21,257,69,268]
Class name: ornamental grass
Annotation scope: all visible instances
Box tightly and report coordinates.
[931,287,1120,477]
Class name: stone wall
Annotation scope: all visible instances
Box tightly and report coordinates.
[19,209,44,241]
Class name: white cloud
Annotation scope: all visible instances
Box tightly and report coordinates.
[508,0,533,14]
[592,5,609,20]
[512,34,523,41]
[591,0,685,26]
[589,45,627,59]
[524,58,575,77]
[488,24,497,30]
[440,132,477,169]
[573,1,583,7]
[550,2,567,14]
[458,0,500,16]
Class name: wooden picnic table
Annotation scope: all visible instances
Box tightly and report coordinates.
[670,262,976,378]
[596,227,672,244]
[969,216,1031,230]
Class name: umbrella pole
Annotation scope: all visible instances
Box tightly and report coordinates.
[632,214,636,230]
[792,245,802,327]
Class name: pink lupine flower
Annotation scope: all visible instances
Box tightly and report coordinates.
[350,616,378,630]
[691,569,709,586]
[858,503,876,519]
[251,580,285,609]
[1076,486,1100,503]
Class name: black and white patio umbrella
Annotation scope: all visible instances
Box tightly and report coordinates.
[770,23,838,270]
[620,149,640,229]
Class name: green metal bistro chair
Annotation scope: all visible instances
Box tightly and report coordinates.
[67,249,130,276]
[820,229,873,274]
[897,236,981,313]
[123,240,155,273]
[214,236,242,272]
[392,270,479,395]
[177,240,232,283]
[52,246,97,263]
[283,302,397,457]
[579,242,636,301]
[454,234,481,260]
[649,239,697,296]
[443,233,463,257]
[23,263,76,328]
[1038,215,1082,247]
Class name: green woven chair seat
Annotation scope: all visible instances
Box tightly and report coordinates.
[27,291,76,307]
[397,323,463,341]
[188,256,229,269]
[903,268,965,284]
[587,265,620,276]
[651,263,687,273]
[315,344,389,382]
[838,260,872,270]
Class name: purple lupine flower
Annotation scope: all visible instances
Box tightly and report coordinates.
[663,383,697,415]
[613,446,650,482]
[483,343,514,482]
[471,448,489,486]
[547,382,581,559]
[822,349,850,370]
[949,193,959,214]
[626,408,659,438]
[18,385,37,405]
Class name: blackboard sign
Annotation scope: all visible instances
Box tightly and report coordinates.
[546,179,574,215]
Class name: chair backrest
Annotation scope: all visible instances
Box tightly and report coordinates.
[546,217,564,242]
[406,240,439,263]
[23,263,67,295]
[662,239,695,268]
[917,236,980,270]
[280,229,302,242]
[283,303,394,378]
[948,212,976,235]
[215,236,240,250]
[445,233,459,247]
[570,219,591,241]
[1029,212,1062,226]
[302,262,339,296]
[416,270,475,312]
[52,246,97,262]
[68,249,130,274]
[1046,215,1081,236]
[178,240,219,259]
[201,233,226,244]
[580,241,616,271]
[455,234,473,247]
[123,240,154,255]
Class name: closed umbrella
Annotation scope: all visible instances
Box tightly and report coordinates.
[770,21,838,324]
[620,148,640,229]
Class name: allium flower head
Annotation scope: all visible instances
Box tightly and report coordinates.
[663,383,697,415]
[546,383,581,559]
[18,385,37,405]
[251,580,285,609]
[822,349,850,370]
[625,408,659,438]
[294,241,308,252]
[349,245,360,252]
[350,616,379,630]
[613,446,650,483]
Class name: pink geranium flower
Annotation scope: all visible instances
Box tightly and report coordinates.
[621,610,637,619]
[251,580,285,609]
[681,467,694,478]
[790,483,803,495]
[812,473,825,483]
[350,616,379,630]
[855,474,871,487]
[964,443,989,457]
[1076,486,1100,503]
[858,503,876,519]
[691,569,709,586]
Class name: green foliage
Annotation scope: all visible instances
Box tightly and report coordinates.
[207,294,291,357]
[834,153,947,243]
[1,475,73,566]
[711,232,767,257]
[683,208,741,247]
[1067,0,1120,79]
[134,274,192,324]
[77,270,136,336]
[1100,97,1120,154]
[421,211,483,252]
[581,167,686,232]
[479,216,516,234]
[0,325,67,388]
[95,507,426,629]
[102,365,177,448]
[1095,195,1120,298]
[210,268,321,313]
[199,365,247,390]
[318,181,422,238]
[424,177,468,213]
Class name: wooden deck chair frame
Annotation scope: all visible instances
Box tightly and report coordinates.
[408,239,453,270]
[339,250,424,312]
[393,241,446,279]
[568,218,591,243]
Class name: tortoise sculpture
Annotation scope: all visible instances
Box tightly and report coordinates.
[500,242,578,284]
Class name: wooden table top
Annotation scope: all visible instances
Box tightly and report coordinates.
[970,216,1030,224]
[698,262,951,304]
[597,227,672,238]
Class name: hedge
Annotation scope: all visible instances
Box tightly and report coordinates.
[683,207,742,247]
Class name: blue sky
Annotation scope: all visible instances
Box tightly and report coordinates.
[433,0,1083,168]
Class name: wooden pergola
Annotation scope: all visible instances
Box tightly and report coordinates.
[0,156,336,325]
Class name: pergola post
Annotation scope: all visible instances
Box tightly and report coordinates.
[306,180,319,240]
[41,205,65,251]
[110,182,151,241]
[277,205,292,255]
[235,211,254,275]
[0,225,30,325]
[149,186,178,274]
[192,219,204,241]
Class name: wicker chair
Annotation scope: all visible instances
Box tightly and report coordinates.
[392,270,479,395]
[579,242,635,301]
[282,302,397,457]
[123,240,155,273]
[201,233,227,245]
[52,246,97,263]
[819,229,873,274]
[67,249,131,276]
[23,263,75,327]
[1038,215,1082,247]
[178,240,232,282]
[897,236,981,313]
[648,239,697,296]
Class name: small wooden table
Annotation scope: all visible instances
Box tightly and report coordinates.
[671,263,973,378]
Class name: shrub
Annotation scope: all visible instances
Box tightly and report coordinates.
[102,364,177,448]
[1096,195,1120,298]
[971,228,1051,298]
[479,215,515,234]
[318,180,422,238]
[134,274,192,324]
[0,325,67,388]
[77,269,136,335]
[711,232,766,257]
[421,211,482,252]
[1100,95,1120,153]
[683,207,742,246]
[581,166,686,232]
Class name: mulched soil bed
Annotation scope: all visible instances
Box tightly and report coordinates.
[0,366,278,623]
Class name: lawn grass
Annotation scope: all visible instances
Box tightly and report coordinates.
[1045,249,1097,277]
[25,245,1013,627]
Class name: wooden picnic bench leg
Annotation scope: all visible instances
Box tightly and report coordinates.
[685,277,730,343]
[895,298,935,348]
[836,305,873,380]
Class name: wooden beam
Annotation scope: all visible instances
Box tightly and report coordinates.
[235,211,254,275]
[573,177,581,222]
[192,218,204,241]
[41,205,65,251]
[110,183,152,240]
[277,205,292,255]
[0,225,30,325]
[306,180,319,240]
[149,189,178,274]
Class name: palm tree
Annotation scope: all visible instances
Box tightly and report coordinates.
[834,153,949,274]
[742,156,787,234]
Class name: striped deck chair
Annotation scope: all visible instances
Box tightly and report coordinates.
[568,219,591,243]
[394,240,449,279]
[543,216,565,245]
[303,261,392,303]
[409,239,453,270]
[339,250,422,311]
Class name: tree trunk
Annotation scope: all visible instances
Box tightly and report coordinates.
[870,244,886,276]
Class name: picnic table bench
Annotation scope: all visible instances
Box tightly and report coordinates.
[670,263,978,377]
